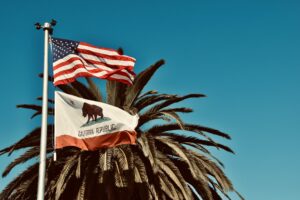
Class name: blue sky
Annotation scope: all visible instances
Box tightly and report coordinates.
[0,0,299,199]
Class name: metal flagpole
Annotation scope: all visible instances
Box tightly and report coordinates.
[35,20,56,200]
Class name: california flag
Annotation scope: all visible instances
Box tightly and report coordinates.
[55,91,139,150]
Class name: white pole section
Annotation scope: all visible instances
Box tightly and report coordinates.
[37,22,51,200]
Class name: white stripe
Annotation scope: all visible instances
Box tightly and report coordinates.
[88,62,135,79]
[79,52,135,67]
[54,58,89,74]
[120,69,134,80]
[53,54,85,66]
[54,68,107,82]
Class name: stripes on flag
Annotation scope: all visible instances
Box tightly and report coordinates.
[51,38,136,86]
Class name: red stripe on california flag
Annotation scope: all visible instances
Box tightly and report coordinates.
[77,48,136,62]
[56,131,137,150]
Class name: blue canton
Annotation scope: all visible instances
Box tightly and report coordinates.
[51,38,80,62]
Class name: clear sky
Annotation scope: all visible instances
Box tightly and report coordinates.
[0,0,299,199]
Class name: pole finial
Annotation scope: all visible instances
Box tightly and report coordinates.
[34,19,57,35]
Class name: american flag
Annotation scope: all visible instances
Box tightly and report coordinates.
[51,37,136,86]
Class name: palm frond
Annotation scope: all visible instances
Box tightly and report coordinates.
[55,153,79,200]
[134,94,175,112]
[156,133,234,153]
[137,134,158,173]
[76,172,87,200]
[145,93,205,115]
[124,59,165,110]
[155,137,197,179]
[57,84,82,97]
[139,110,186,129]
[133,153,148,183]
[147,123,231,139]
[38,73,53,82]
[158,173,180,199]
[138,90,158,99]
[0,163,39,200]
[85,77,103,102]
[106,80,128,108]
[0,125,54,156]
[156,152,193,200]
[16,104,54,118]
[2,147,53,177]
[37,97,54,104]
[70,81,98,100]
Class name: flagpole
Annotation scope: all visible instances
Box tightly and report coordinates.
[35,20,56,200]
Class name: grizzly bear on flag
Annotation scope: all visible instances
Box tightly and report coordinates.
[82,102,104,124]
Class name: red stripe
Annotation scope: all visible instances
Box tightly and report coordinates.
[77,48,136,62]
[79,53,134,71]
[56,131,137,150]
[54,72,133,86]
[54,61,134,81]
[82,57,134,71]
[54,71,132,85]
[54,63,102,79]
[53,56,83,71]
[79,42,136,62]
[80,42,119,54]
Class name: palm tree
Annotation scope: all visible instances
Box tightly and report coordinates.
[0,59,243,200]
